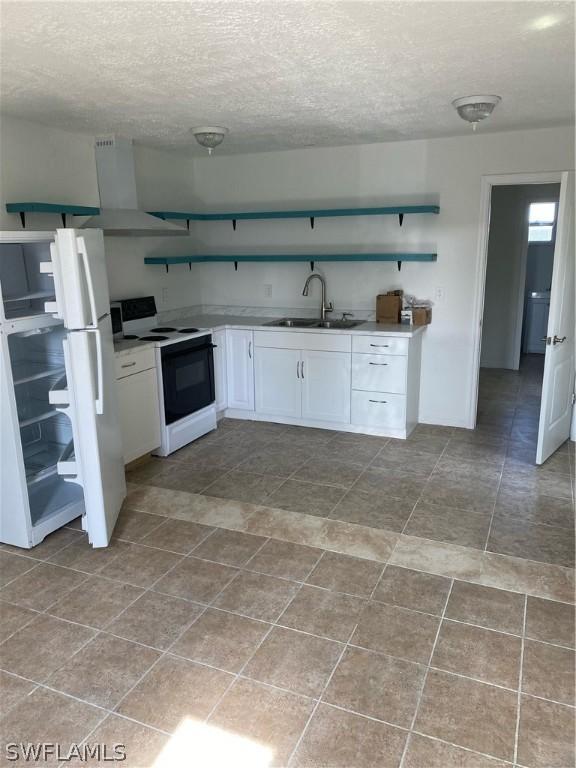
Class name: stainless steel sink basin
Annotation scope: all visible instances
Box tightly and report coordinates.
[264,317,365,330]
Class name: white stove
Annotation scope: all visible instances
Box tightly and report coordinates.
[114,297,217,455]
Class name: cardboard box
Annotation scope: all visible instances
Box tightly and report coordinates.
[411,307,432,326]
[376,292,402,324]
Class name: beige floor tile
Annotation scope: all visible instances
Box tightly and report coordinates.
[405,501,492,550]
[106,590,204,650]
[139,519,214,554]
[0,614,95,683]
[487,517,575,568]
[117,654,233,732]
[432,620,522,689]
[0,600,37,642]
[47,577,142,629]
[414,669,517,761]
[495,488,575,529]
[306,551,383,597]
[516,695,575,768]
[0,688,104,765]
[355,467,428,504]
[389,536,486,583]
[0,670,36,717]
[419,472,498,516]
[445,580,525,634]
[124,456,166,484]
[499,467,573,501]
[316,436,384,465]
[244,539,322,581]
[525,596,575,648]
[101,543,182,588]
[48,537,131,574]
[203,470,284,504]
[370,446,440,477]
[352,601,440,663]
[481,551,575,603]
[0,551,37,587]
[145,462,226,494]
[46,633,161,708]
[0,563,86,610]
[243,626,342,697]
[265,479,345,518]
[112,509,165,542]
[324,646,426,726]
[292,458,364,489]
[329,488,414,532]
[213,570,300,621]
[373,565,451,615]
[167,492,260,531]
[403,733,510,768]
[522,639,575,705]
[236,445,313,477]
[292,703,407,768]
[171,608,270,672]
[209,678,314,768]
[83,714,168,768]
[154,556,237,603]
[278,584,366,642]
[390,433,450,455]
[191,528,266,566]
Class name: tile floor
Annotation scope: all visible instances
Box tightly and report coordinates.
[0,354,574,767]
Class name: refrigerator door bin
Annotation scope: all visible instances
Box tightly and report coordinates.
[0,241,55,321]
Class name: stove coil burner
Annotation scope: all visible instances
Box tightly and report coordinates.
[123,335,139,340]
[151,327,176,332]
[178,328,200,333]
[140,335,169,341]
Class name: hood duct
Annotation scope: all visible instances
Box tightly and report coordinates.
[81,136,187,237]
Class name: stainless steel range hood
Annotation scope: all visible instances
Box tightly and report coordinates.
[81,136,187,237]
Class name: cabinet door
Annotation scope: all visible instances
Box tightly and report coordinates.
[117,369,161,464]
[255,347,301,418]
[213,330,227,412]
[301,350,351,424]
[226,329,255,411]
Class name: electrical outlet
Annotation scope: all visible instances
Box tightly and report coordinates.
[161,288,169,304]
[434,287,445,303]
[263,284,273,298]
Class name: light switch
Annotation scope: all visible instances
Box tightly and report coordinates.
[263,284,273,298]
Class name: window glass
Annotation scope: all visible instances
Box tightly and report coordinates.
[529,202,556,224]
[528,225,554,242]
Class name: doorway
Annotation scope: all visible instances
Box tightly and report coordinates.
[471,171,575,465]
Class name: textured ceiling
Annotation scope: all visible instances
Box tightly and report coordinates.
[1,1,574,154]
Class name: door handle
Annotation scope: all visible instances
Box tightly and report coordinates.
[248,341,252,359]
[88,329,104,414]
[78,236,99,328]
[301,361,305,379]
[296,360,300,379]
[553,335,567,345]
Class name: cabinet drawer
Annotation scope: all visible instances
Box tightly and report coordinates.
[254,330,350,353]
[352,335,408,356]
[115,348,156,379]
[352,354,407,394]
[351,391,406,429]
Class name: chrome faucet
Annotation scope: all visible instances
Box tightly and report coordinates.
[302,273,333,320]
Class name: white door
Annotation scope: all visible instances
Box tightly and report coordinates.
[213,330,227,412]
[301,350,351,424]
[226,329,255,411]
[117,368,161,464]
[53,316,126,546]
[537,171,575,464]
[42,229,110,329]
[255,347,302,418]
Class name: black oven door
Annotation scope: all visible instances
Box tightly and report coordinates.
[161,335,215,425]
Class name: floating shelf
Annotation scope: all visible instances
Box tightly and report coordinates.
[145,252,437,273]
[6,202,100,228]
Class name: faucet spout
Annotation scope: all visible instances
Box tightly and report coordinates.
[302,273,333,320]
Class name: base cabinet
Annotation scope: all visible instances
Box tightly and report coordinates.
[115,349,161,464]
[255,347,301,418]
[213,329,227,412]
[226,329,255,411]
[301,350,351,424]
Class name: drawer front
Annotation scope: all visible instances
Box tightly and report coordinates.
[115,348,156,379]
[254,330,351,353]
[352,335,408,356]
[351,391,406,429]
[352,354,407,394]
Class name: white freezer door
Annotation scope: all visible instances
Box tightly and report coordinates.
[42,229,111,330]
[52,316,126,546]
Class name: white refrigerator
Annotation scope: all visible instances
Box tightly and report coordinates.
[0,229,126,548]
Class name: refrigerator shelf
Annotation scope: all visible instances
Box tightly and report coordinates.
[4,290,55,303]
[13,360,66,386]
[18,399,59,428]
[24,440,74,486]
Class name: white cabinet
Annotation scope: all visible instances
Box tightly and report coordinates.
[213,329,227,412]
[352,354,407,394]
[226,329,255,411]
[255,347,302,418]
[301,350,351,424]
[115,348,161,464]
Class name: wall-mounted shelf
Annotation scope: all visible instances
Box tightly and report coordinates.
[144,252,437,272]
[6,202,100,228]
[149,204,439,230]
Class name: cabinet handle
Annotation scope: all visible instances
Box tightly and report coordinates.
[369,399,387,404]
[301,361,305,379]
[248,341,252,358]
[296,360,300,379]
[369,362,388,366]
[553,335,567,345]
[121,361,137,368]
[370,343,389,347]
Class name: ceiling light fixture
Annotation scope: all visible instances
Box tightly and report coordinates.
[452,95,501,131]
[191,126,229,155]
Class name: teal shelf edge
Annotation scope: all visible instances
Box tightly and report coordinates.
[6,202,100,215]
[148,204,439,222]
[144,253,437,265]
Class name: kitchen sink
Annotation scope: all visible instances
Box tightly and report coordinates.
[264,317,365,330]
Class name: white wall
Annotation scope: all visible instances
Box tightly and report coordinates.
[0,115,202,311]
[188,126,574,427]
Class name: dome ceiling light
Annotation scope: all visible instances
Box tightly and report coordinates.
[452,95,501,131]
[191,126,229,155]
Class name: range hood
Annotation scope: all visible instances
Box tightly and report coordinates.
[81,136,187,237]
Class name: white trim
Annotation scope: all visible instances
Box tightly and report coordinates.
[468,171,565,429]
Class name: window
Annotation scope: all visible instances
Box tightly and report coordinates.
[528,202,556,242]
